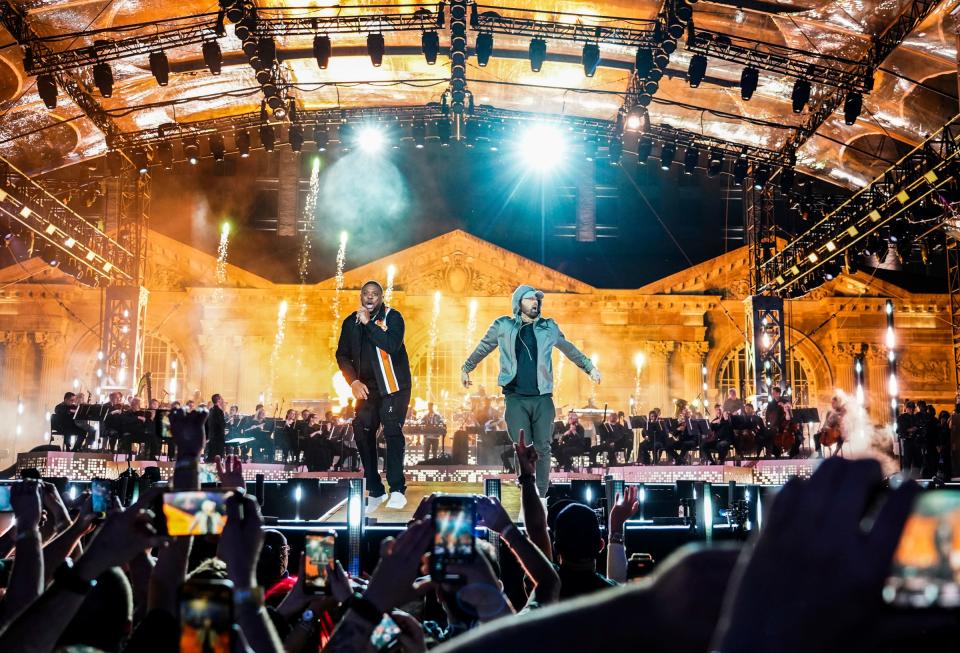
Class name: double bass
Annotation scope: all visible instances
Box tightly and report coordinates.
[768,398,800,456]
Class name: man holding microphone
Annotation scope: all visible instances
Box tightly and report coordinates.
[462,284,601,496]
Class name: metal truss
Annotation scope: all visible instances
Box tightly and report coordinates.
[947,232,960,398]
[758,112,960,296]
[99,286,148,393]
[685,27,871,93]
[17,4,443,77]
[472,4,657,47]
[777,0,948,161]
[0,156,136,283]
[745,184,777,294]
[643,124,785,166]
[745,295,788,398]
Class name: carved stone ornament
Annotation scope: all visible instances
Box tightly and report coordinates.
[899,358,948,383]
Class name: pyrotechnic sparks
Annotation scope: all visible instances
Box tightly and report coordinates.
[299,158,321,286]
[268,299,289,402]
[426,290,442,401]
[385,264,396,304]
[331,231,348,327]
[465,299,478,355]
[215,222,231,302]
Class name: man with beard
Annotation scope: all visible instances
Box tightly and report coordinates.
[336,280,412,513]
[462,284,601,496]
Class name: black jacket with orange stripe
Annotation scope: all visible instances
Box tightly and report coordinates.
[335,303,411,396]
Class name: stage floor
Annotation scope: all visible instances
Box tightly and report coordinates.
[326,481,523,524]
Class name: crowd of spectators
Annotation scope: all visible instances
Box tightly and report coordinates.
[1,408,957,653]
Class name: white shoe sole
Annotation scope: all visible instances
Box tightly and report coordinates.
[365,495,388,515]
[386,494,407,510]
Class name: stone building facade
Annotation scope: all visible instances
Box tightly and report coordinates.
[0,228,952,465]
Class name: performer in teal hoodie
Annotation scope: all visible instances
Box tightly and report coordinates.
[462,284,601,496]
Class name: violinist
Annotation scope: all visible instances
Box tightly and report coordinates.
[102,391,126,453]
[639,409,668,464]
[280,409,300,464]
[670,408,698,465]
[303,413,334,471]
[701,408,733,464]
[553,411,586,472]
[764,386,800,457]
[52,392,96,452]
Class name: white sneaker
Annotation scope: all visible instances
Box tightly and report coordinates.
[386,491,407,510]
[365,493,388,515]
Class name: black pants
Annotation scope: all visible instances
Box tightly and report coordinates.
[424,436,440,460]
[355,388,409,496]
[700,439,732,464]
[206,437,225,462]
[67,425,96,452]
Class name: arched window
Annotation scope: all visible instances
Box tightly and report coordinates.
[141,334,185,401]
[716,345,814,406]
[412,340,461,402]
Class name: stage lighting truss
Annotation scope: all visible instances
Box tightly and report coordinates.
[756,112,960,296]
[16,3,445,78]
[0,156,136,283]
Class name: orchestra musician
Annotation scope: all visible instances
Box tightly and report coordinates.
[225,404,242,441]
[103,392,125,453]
[243,404,271,462]
[764,385,800,457]
[552,411,587,472]
[52,392,96,452]
[722,388,744,415]
[589,412,631,467]
[303,413,333,472]
[420,402,445,460]
[815,395,846,456]
[205,394,227,462]
[141,398,162,460]
[639,409,668,464]
[280,409,300,464]
[668,408,698,464]
[701,408,734,464]
[739,402,766,458]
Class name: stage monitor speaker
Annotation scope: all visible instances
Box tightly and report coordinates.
[452,431,469,465]
[30,444,61,452]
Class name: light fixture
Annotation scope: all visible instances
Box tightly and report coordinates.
[844,91,862,125]
[92,61,113,97]
[422,31,440,65]
[184,138,200,165]
[625,109,644,131]
[635,48,653,77]
[259,123,275,152]
[636,136,653,163]
[236,129,251,157]
[688,53,707,88]
[707,148,723,176]
[683,145,699,174]
[313,34,331,69]
[437,119,451,145]
[367,33,385,66]
[64,237,75,248]
[210,134,226,162]
[476,32,493,66]
[313,125,328,151]
[37,73,57,109]
[356,125,386,153]
[158,141,173,169]
[289,124,303,152]
[133,149,149,174]
[412,121,426,148]
[608,138,622,164]
[752,165,770,190]
[733,156,748,185]
[45,223,57,235]
[258,36,276,67]
[582,42,600,77]
[202,41,222,75]
[85,250,96,261]
[149,51,169,86]
[740,65,758,101]
[518,123,566,171]
[659,142,676,170]
[529,38,546,72]
[791,78,811,113]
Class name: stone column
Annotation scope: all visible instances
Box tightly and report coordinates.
[639,340,674,415]
[35,332,66,413]
[0,332,29,405]
[865,344,890,426]
[676,341,710,406]
[830,343,860,398]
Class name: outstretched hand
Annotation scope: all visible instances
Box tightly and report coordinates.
[214,454,244,489]
[609,486,640,535]
[11,480,43,531]
[461,370,472,388]
[514,429,538,477]
[218,491,263,589]
[363,519,433,614]
[589,367,602,384]
[712,458,917,653]
[169,408,208,458]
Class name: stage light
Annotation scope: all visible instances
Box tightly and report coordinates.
[584,138,597,161]
[256,36,276,68]
[653,50,669,70]
[184,138,200,165]
[210,134,226,161]
[609,138,622,164]
[683,146,699,174]
[37,73,57,109]
[202,40,222,75]
[288,124,304,153]
[242,36,258,59]
[236,129,250,157]
[476,32,493,66]
[635,48,653,77]
[313,125,328,151]
[791,78,811,113]
[412,121,426,148]
[85,250,96,261]
[625,110,643,132]
[422,30,440,64]
[844,91,862,125]
[677,0,694,22]
[133,149,149,174]
[753,165,769,190]
[64,237,75,248]
[688,53,707,88]
[707,148,723,176]
[643,78,659,95]
[659,142,676,170]
[582,42,600,77]
[519,123,566,171]
[44,223,57,235]
[49,258,59,268]
[367,33,385,66]
[357,125,386,153]
[733,156,748,185]
[313,34,331,69]
[259,124,275,152]
[92,61,113,97]
[437,119,451,145]
[636,136,653,163]
[740,65,758,101]
[529,38,546,72]
[149,51,169,86]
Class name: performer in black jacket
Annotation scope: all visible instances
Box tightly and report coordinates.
[205,394,227,462]
[336,280,412,513]
[52,392,95,452]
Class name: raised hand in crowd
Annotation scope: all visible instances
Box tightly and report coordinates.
[514,429,551,558]
[169,406,208,459]
[214,453,245,489]
[40,481,71,539]
[1,479,44,625]
[607,486,639,584]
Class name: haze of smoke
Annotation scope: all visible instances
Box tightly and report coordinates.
[834,389,899,476]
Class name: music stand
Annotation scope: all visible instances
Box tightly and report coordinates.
[75,404,109,421]
[629,415,647,429]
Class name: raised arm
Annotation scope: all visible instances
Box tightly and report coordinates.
[554,327,593,372]
[362,309,406,355]
[463,321,501,373]
[0,480,44,626]
[514,430,551,559]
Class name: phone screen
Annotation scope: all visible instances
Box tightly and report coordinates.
[179,580,233,653]
[0,483,13,512]
[162,490,230,537]
[369,613,401,651]
[91,478,113,515]
[304,533,335,592]
[885,490,960,608]
[431,495,476,577]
